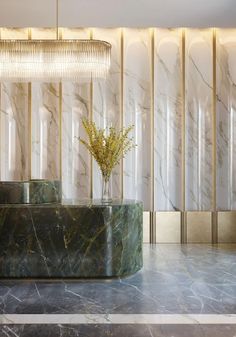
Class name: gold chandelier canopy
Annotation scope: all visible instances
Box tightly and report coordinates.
[0,39,111,82]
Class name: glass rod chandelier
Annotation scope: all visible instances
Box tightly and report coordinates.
[0,1,111,82]
[0,39,111,81]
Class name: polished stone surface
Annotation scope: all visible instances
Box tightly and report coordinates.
[0,244,236,314]
[0,199,143,278]
[0,244,236,336]
[1,324,236,337]
[0,180,61,204]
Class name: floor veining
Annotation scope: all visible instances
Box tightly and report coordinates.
[1,244,236,336]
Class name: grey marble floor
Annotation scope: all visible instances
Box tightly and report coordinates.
[1,324,236,337]
[1,244,236,336]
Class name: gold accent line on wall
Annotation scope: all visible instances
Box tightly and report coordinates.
[59,82,62,181]
[212,28,218,243]
[28,28,32,180]
[59,28,63,181]
[56,0,59,40]
[212,28,217,212]
[89,28,94,199]
[120,28,124,200]
[150,28,155,213]
[0,29,1,180]
[150,28,155,243]
[181,28,186,243]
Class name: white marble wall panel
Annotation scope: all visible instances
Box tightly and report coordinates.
[123,29,152,210]
[92,28,121,199]
[185,29,213,211]
[31,29,60,180]
[154,29,182,211]
[216,29,236,210]
[62,28,91,199]
[2,27,236,215]
[0,28,29,181]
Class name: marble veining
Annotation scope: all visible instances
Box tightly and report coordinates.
[31,83,60,180]
[61,28,91,200]
[1,324,236,337]
[92,28,122,200]
[0,180,61,204]
[31,28,60,181]
[185,29,213,211]
[0,29,30,182]
[123,29,152,210]
[0,200,143,278]
[0,83,29,181]
[62,82,91,199]
[216,29,236,210]
[0,244,236,315]
[1,28,236,213]
[154,28,182,211]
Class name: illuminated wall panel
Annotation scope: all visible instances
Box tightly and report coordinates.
[154,28,183,211]
[185,29,213,211]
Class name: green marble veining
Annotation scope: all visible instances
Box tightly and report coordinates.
[0,180,61,204]
[0,200,143,278]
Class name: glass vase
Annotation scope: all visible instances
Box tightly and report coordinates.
[101,175,112,203]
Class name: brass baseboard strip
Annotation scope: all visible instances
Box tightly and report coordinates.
[181,211,187,243]
[149,211,156,243]
[212,211,218,244]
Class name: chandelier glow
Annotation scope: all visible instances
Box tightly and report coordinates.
[0,39,111,81]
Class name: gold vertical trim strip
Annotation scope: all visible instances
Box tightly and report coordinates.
[59,82,62,181]
[149,211,156,244]
[120,28,124,200]
[150,28,155,243]
[56,0,59,40]
[212,28,217,243]
[181,28,187,243]
[90,28,93,199]
[28,28,32,180]
[0,28,1,180]
[59,28,63,181]
[90,79,93,199]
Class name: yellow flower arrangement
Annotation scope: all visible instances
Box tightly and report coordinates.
[80,118,135,183]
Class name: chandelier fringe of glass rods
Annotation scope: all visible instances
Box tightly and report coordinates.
[0,39,111,82]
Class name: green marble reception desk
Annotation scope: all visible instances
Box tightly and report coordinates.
[0,180,61,204]
[0,200,143,278]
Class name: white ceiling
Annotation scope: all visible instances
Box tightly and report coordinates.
[0,0,236,27]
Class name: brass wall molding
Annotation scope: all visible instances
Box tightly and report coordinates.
[150,28,155,214]
[1,28,236,244]
[144,211,236,244]
[181,29,186,242]
[89,28,94,199]
[149,211,156,243]
[120,28,124,200]
[28,28,32,180]
[212,28,217,244]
